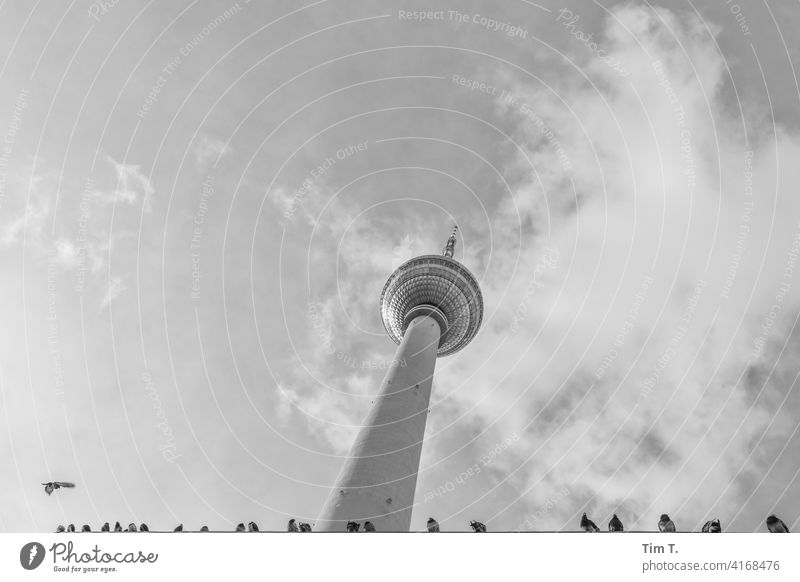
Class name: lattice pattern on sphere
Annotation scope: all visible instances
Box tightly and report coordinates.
[380,255,483,356]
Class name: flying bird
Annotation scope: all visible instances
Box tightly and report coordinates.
[608,515,624,532]
[235,523,246,532]
[81,525,91,532]
[470,520,487,532]
[139,523,149,532]
[580,513,600,532]
[101,523,110,532]
[127,523,138,532]
[298,522,312,532]
[287,519,299,532]
[42,481,75,496]
[114,522,122,532]
[248,522,259,532]
[346,521,360,532]
[199,526,209,532]
[766,515,790,533]
[658,514,676,532]
[173,524,183,532]
[701,519,721,533]
[66,524,75,533]
[55,525,65,533]
[363,521,376,532]
[427,518,440,532]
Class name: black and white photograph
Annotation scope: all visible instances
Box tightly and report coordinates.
[0,1,799,579]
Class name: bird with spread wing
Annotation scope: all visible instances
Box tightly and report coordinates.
[42,482,75,496]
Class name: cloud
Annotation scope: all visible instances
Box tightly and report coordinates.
[100,276,126,309]
[1,199,49,246]
[413,3,800,531]
[103,155,155,213]
[0,159,51,247]
[194,135,232,168]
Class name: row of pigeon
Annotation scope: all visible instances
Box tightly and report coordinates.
[53,514,791,533]
[579,513,790,533]
[343,518,486,532]
[55,521,261,533]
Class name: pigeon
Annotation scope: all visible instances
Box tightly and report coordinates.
[127,523,138,532]
[658,514,676,532]
[298,522,312,532]
[701,519,721,533]
[66,524,75,532]
[426,518,440,532]
[766,515,790,533]
[608,514,624,532]
[81,525,91,532]
[139,523,149,532]
[287,519,299,532]
[346,521,360,532]
[42,481,75,496]
[363,521,376,532]
[235,523,246,532]
[580,513,600,532]
[173,524,183,532]
[199,526,209,532]
[55,525,65,533]
[469,520,487,532]
[114,522,122,532]
[248,521,259,532]
[101,523,110,532]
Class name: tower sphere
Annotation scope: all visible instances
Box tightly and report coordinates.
[380,230,483,357]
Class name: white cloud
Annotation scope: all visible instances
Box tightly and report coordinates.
[104,155,155,213]
[418,3,800,530]
[194,135,232,168]
[1,199,49,246]
[100,275,126,308]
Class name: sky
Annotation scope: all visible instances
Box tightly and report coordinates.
[1,0,800,533]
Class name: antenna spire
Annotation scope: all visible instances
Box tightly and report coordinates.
[443,225,458,258]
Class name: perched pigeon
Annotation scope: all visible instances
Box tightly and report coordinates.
[114,522,122,532]
[287,519,299,532]
[298,522,312,532]
[127,523,138,532]
[658,514,676,532]
[363,521,376,532]
[55,525,65,533]
[766,515,790,533]
[81,525,91,532]
[426,518,440,533]
[139,523,149,532]
[101,523,110,532]
[470,520,487,532]
[608,515,624,532]
[66,524,75,533]
[248,521,259,532]
[235,523,246,532]
[580,513,600,532]
[199,526,209,532]
[701,519,721,533]
[173,524,183,532]
[42,481,75,496]
[346,521,360,532]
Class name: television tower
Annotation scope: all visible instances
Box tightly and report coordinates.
[316,227,483,531]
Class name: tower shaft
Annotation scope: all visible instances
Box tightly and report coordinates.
[316,314,441,532]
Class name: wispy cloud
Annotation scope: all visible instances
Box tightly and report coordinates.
[103,155,155,213]
[193,135,232,168]
[100,275,126,309]
[416,3,800,531]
